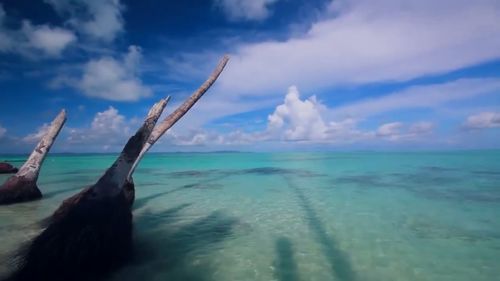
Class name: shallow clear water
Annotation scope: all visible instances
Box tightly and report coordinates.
[1,151,499,281]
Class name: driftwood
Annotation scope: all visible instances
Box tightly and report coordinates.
[2,99,166,281]
[2,55,229,281]
[0,110,67,205]
[128,55,230,179]
[120,55,229,206]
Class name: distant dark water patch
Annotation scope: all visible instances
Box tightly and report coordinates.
[332,170,500,203]
[164,167,324,180]
[333,175,389,188]
[420,166,459,172]
[181,182,223,190]
[168,169,220,178]
[471,170,500,176]
[238,167,324,178]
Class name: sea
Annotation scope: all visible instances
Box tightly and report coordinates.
[0,151,499,281]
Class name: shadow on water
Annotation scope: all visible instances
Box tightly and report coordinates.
[274,237,300,281]
[114,206,239,281]
[133,176,227,210]
[285,176,355,281]
[133,187,186,210]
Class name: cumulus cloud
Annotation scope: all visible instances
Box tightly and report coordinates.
[193,86,431,145]
[69,46,152,101]
[0,4,75,56]
[46,0,124,41]
[21,21,76,56]
[215,0,278,21]
[268,86,327,141]
[67,106,131,147]
[209,0,500,96]
[463,112,500,130]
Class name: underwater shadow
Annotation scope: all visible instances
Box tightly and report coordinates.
[285,176,356,281]
[133,177,226,210]
[274,237,300,281]
[115,207,238,281]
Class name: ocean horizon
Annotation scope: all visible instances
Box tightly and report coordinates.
[1,151,499,280]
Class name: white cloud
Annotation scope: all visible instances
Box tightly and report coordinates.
[67,106,131,146]
[409,122,434,134]
[76,45,152,101]
[46,0,123,41]
[215,0,278,21]
[329,78,500,119]
[22,21,76,56]
[376,122,402,137]
[267,86,328,141]
[189,86,432,145]
[376,121,434,141]
[463,112,500,130]
[0,124,6,139]
[212,0,500,96]
[0,4,75,56]
[23,123,51,143]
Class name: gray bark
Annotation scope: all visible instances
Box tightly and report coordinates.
[16,109,67,182]
[127,55,230,180]
[93,98,167,197]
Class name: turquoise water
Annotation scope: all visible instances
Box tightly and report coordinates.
[1,151,499,281]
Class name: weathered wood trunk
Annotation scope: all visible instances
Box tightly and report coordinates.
[124,55,230,204]
[128,55,229,180]
[2,99,166,281]
[0,110,66,205]
[2,55,229,281]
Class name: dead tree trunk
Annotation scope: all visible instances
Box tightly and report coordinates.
[3,55,229,281]
[122,55,229,206]
[127,55,229,180]
[130,55,229,178]
[0,110,67,205]
[3,98,166,281]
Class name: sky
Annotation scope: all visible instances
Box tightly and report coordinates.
[0,0,499,153]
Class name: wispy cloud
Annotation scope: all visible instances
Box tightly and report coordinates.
[214,0,279,22]
[329,78,500,119]
[52,45,152,101]
[204,0,500,96]
[45,0,124,42]
[462,112,500,130]
[21,21,76,56]
[0,4,76,57]
[22,123,51,143]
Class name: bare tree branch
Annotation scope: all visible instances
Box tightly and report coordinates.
[128,55,230,179]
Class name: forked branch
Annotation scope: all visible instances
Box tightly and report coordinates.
[128,55,230,179]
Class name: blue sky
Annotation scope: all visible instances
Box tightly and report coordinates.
[0,0,499,153]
